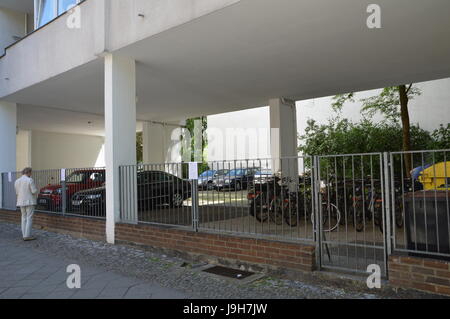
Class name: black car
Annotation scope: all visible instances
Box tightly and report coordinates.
[214,167,260,191]
[71,171,192,216]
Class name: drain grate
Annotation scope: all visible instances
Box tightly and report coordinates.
[203,266,254,280]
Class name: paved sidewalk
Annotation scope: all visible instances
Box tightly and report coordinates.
[0,222,445,299]
[0,238,187,299]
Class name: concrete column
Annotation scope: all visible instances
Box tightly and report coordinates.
[142,122,165,164]
[142,122,184,165]
[104,54,137,244]
[269,98,299,185]
[0,101,17,209]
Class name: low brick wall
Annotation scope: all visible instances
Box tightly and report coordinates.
[0,209,105,241]
[115,223,316,273]
[0,209,316,273]
[389,255,450,296]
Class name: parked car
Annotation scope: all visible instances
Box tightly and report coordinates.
[37,169,106,211]
[253,169,274,185]
[214,168,260,191]
[198,169,229,190]
[71,170,192,215]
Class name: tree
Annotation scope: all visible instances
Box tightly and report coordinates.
[136,132,143,163]
[182,116,209,174]
[332,85,421,176]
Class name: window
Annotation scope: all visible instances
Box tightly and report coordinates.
[36,0,56,28]
[35,0,81,28]
[58,0,78,15]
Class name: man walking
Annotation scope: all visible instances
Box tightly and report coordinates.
[15,167,38,241]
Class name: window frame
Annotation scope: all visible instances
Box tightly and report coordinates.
[34,0,82,30]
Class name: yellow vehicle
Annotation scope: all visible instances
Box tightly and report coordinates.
[418,162,450,190]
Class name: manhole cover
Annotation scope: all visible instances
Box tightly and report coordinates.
[203,266,254,280]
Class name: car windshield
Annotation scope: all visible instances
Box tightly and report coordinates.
[66,172,87,183]
[66,171,104,184]
[200,170,215,177]
[227,169,245,176]
[214,169,229,177]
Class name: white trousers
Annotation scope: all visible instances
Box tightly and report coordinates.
[20,205,35,239]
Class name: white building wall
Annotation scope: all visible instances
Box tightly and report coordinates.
[207,78,450,161]
[29,130,105,170]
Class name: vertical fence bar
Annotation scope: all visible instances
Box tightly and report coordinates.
[313,156,322,270]
[383,152,392,277]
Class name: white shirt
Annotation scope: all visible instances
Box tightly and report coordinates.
[15,175,38,207]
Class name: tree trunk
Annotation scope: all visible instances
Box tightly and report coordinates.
[398,85,412,177]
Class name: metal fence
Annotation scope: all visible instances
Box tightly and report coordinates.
[119,163,194,228]
[2,149,449,276]
[389,149,450,260]
[118,149,450,276]
[196,157,315,242]
[1,167,106,219]
[315,153,388,275]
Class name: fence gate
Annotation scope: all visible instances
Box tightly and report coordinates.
[314,153,390,277]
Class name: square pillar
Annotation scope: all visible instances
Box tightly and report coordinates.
[0,101,17,209]
[270,98,299,186]
[142,122,165,164]
[104,54,137,244]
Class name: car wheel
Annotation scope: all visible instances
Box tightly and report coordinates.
[235,181,242,191]
[170,192,184,208]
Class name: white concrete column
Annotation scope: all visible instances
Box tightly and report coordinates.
[269,98,299,184]
[104,54,137,244]
[142,122,184,165]
[142,122,165,164]
[0,101,17,209]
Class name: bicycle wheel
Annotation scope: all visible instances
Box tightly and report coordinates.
[269,198,284,225]
[284,199,298,227]
[322,203,341,232]
[351,202,365,232]
[252,193,269,223]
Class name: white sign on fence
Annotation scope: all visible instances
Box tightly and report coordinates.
[188,162,199,180]
[8,172,12,183]
[61,169,66,181]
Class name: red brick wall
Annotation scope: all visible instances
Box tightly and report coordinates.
[0,209,316,272]
[115,223,316,272]
[0,209,105,241]
[389,255,450,296]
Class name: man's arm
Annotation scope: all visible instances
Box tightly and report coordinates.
[29,179,38,195]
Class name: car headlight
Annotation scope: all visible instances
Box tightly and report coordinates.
[224,179,230,183]
[86,194,102,200]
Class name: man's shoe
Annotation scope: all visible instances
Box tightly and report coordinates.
[23,237,36,241]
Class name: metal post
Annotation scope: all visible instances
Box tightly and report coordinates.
[313,156,322,270]
[61,180,67,216]
[383,152,392,277]
[191,180,199,232]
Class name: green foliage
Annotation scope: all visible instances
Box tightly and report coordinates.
[136,132,143,164]
[429,124,450,150]
[298,119,447,178]
[298,119,442,156]
[332,86,421,124]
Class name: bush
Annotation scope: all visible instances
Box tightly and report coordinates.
[298,119,444,156]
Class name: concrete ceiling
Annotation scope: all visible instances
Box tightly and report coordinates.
[8,0,450,133]
[0,0,34,13]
